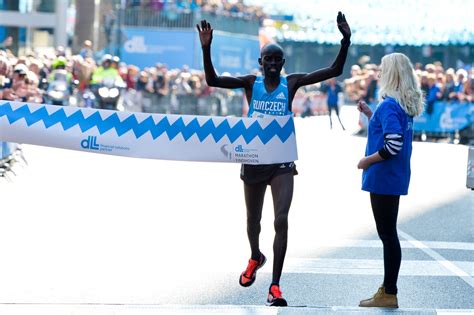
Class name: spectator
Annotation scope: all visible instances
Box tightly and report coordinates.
[322,78,345,130]
[80,40,94,59]
[425,73,442,115]
[153,64,169,98]
[363,70,378,104]
[464,75,473,103]
[454,69,468,100]
[425,63,436,74]
[443,68,457,101]
[23,71,44,103]
[11,64,29,90]
[76,56,97,90]
[126,65,139,90]
[135,71,153,92]
[419,71,429,96]
[3,63,30,101]
[56,46,66,57]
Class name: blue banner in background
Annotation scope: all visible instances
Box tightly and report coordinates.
[208,32,260,74]
[414,102,473,132]
[120,28,260,74]
[121,28,196,70]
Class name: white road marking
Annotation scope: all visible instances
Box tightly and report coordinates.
[278,258,473,277]
[399,230,474,288]
[318,239,474,251]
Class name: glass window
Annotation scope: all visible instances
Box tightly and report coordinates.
[35,0,56,13]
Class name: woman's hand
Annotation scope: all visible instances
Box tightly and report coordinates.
[357,157,370,170]
[357,100,373,119]
[196,20,213,48]
[358,152,384,170]
[337,11,351,40]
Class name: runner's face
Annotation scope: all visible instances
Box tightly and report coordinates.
[260,48,284,77]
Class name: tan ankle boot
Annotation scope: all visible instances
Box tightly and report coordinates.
[359,286,398,308]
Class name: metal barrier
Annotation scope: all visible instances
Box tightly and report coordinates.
[356,101,474,143]
[124,8,195,28]
[0,142,24,180]
[413,101,473,133]
[122,8,260,35]
[128,90,244,117]
[199,12,260,36]
[413,101,474,144]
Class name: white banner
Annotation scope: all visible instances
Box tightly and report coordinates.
[0,101,298,164]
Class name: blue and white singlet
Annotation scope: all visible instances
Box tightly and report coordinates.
[247,76,292,118]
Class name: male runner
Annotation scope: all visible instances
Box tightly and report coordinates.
[197,12,351,306]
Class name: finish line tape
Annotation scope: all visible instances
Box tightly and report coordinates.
[0,101,298,164]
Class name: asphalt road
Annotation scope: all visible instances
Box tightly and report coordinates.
[0,107,472,314]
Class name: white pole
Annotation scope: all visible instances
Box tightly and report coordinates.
[93,0,101,52]
[55,0,68,48]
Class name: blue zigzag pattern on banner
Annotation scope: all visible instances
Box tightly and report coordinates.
[0,102,295,144]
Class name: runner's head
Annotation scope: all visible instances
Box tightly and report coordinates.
[259,43,285,78]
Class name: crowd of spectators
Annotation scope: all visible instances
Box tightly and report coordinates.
[121,63,245,115]
[343,59,473,109]
[0,40,245,116]
[125,0,266,21]
[0,51,45,104]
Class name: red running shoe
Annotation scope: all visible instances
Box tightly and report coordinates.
[265,284,288,307]
[239,253,266,287]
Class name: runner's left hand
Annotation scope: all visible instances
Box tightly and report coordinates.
[337,11,351,40]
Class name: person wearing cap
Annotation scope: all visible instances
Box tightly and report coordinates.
[111,56,120,70]
[2,63,30,101]
[12,63,29,88]
[90,54,123,86]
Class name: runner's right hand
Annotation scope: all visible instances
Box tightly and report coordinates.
[196,20,213,48]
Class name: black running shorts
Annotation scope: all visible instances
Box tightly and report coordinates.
[240,162,298,185]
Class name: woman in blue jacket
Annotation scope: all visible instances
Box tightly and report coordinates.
[357,53,424,308]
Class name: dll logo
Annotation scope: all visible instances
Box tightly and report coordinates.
[124,36,147,53]
[81,136,100,150]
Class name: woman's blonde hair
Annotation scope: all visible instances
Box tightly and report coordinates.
[378,53,424,117]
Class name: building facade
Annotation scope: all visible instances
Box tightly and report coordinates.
[0,0,68,54]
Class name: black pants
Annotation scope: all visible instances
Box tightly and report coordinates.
[370,193,401,295]
[328,105,345,130]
